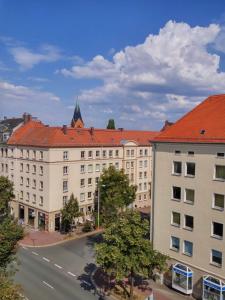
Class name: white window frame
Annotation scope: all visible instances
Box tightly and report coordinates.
[212,193,224,211]
[211,222,223,240]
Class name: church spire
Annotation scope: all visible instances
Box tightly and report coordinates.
[71,101,84,128]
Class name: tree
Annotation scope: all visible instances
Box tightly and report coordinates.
[95,210,168,300]
[98,166,136,225]
[0,176,14,217]
[106,119,115,129]
[61,193,81,232]
[0,273,23,300]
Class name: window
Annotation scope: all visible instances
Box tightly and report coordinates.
[139,172,142,179]
[131,173,134,182]
[188,151,194,156]
[139,161,143,168]
[63,151,68,160]
[144,149,148,156]
[139,183,142,191]
[63,166,68,175]
[20,149,23,157]
[102,163,106,169]
[173,161,182,175]
[39,196,43,206]
[184,215,194,230]
[115,150,119,157]
[80,179,85,187]
[213,194,224,210]
[215,165,225,180]
[183,241,193,256]
[5,164,8,173]
[126,150,130,156]
[88,178,92,186]
[131,149,134,157]
[217,152,225,158]
[186,162,195,176]
[10,161,14,170]
[80,193,85,202]
[26,178,30,187]
[211,249,222,266]
[95,164,100,172]
[20,191,23,199]
[115,162,119,170]
[175,150,181,155]
[126,162,130,169]
[39,166,43,175]
[80,165,85,173]
[26,164,30,173]
[26,150,29,159]
[32,165,36,174]
[144,182,147,190]
[144,171,147,178]
[109,150,113,157]
[63,196,68,206]
[63,181,68,192]
[131,161,134,169]
[185,189,195,204]
[81,151,85,158]
[33,179,36,189]
[140,149,143,156]
[33,150,36,160]
[40,151,44,160]
[172,186,181,200]
[171,212,181,227]
[171,236,180,251]
[96,150,100,157]
[212,222,223,239]
[95,177,99,184]
[144,160,147,168]
[88,164,93,173]
[103,150,106,158]
[144,194,147,200]
[139,195,142,201]
[20,163,23,172]
[88,151,92,158]
[88,192,92,199]
[26,192,30,202]
[40,181,43,190]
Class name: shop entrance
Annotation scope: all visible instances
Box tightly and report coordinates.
[28,208,35,226]
[38,212,46,230]
[55,214,60,231]
[19,205,24,222]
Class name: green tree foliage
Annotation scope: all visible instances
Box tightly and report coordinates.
[95,210,168,299]
[61,193,81,232]
[98,166,136,224]
[0,176,14,217]
[106,119,115,129]
[0,274,23,300]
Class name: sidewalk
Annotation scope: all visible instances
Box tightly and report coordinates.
[19,228,103,247]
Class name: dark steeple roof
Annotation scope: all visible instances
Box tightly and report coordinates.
[71,102,84,128]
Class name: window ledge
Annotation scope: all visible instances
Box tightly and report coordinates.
[171,223,180,228]
[183,227,193,232]
[184,200,194,205]
[172,173,181,176]
[211,235,223,240]
[171,198,181,202]
[185,175,195,178]
[213,178,225,182]
[212,207,224,212]
[183,252,192,257]
[170,247,179,253]
[210,262,222,268]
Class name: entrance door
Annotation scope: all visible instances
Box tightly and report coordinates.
[55,214,60,231]
[38,212,45,230]
[28,208,35,226]
[19,205,24,220]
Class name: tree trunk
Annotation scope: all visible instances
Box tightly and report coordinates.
[129,270,134,300]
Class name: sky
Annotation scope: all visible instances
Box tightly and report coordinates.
[1,0,225,130]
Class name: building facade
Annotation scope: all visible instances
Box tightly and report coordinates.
[151,95,225,300]
[0,111,158,232]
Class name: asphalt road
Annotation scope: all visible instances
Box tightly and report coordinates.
[14,235,101,300]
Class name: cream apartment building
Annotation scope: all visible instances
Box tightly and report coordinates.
[151,95,225,300]
[0,117,158,232]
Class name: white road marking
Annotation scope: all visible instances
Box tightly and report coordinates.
[42,257,50,262]
[32,251,39,256]
[43,281,54,289]
[54,264,62,269]
[67,271,76,277]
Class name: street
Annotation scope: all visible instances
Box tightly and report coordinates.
[14,235,100,300]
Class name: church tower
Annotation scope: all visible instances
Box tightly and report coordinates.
[71,102,84,128]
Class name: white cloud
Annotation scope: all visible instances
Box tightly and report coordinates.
[0,80,72,124]
[59,21,225,129]
[9,44,62,69]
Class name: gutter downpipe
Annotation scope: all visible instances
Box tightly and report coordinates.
[150,142,156,245]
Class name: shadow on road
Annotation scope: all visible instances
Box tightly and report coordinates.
[78,263,96,292]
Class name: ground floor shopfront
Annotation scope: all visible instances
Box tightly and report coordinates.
[10,200,93,232]
[165,260,225,300]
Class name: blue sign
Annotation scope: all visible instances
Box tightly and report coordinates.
[203,279,225,292]
[173,266,193,278]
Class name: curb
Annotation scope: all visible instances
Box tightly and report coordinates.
[19,229,104,248]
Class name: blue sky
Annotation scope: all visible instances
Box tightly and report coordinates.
[1,0,225,129]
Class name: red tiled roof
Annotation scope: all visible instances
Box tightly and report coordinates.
[153,94,225,144]
[7,120,159,147]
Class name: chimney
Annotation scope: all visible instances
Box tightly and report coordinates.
[62,125,67,134]
[23,113,32,124]
[90,127,94,135]
[118,128,124,131]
